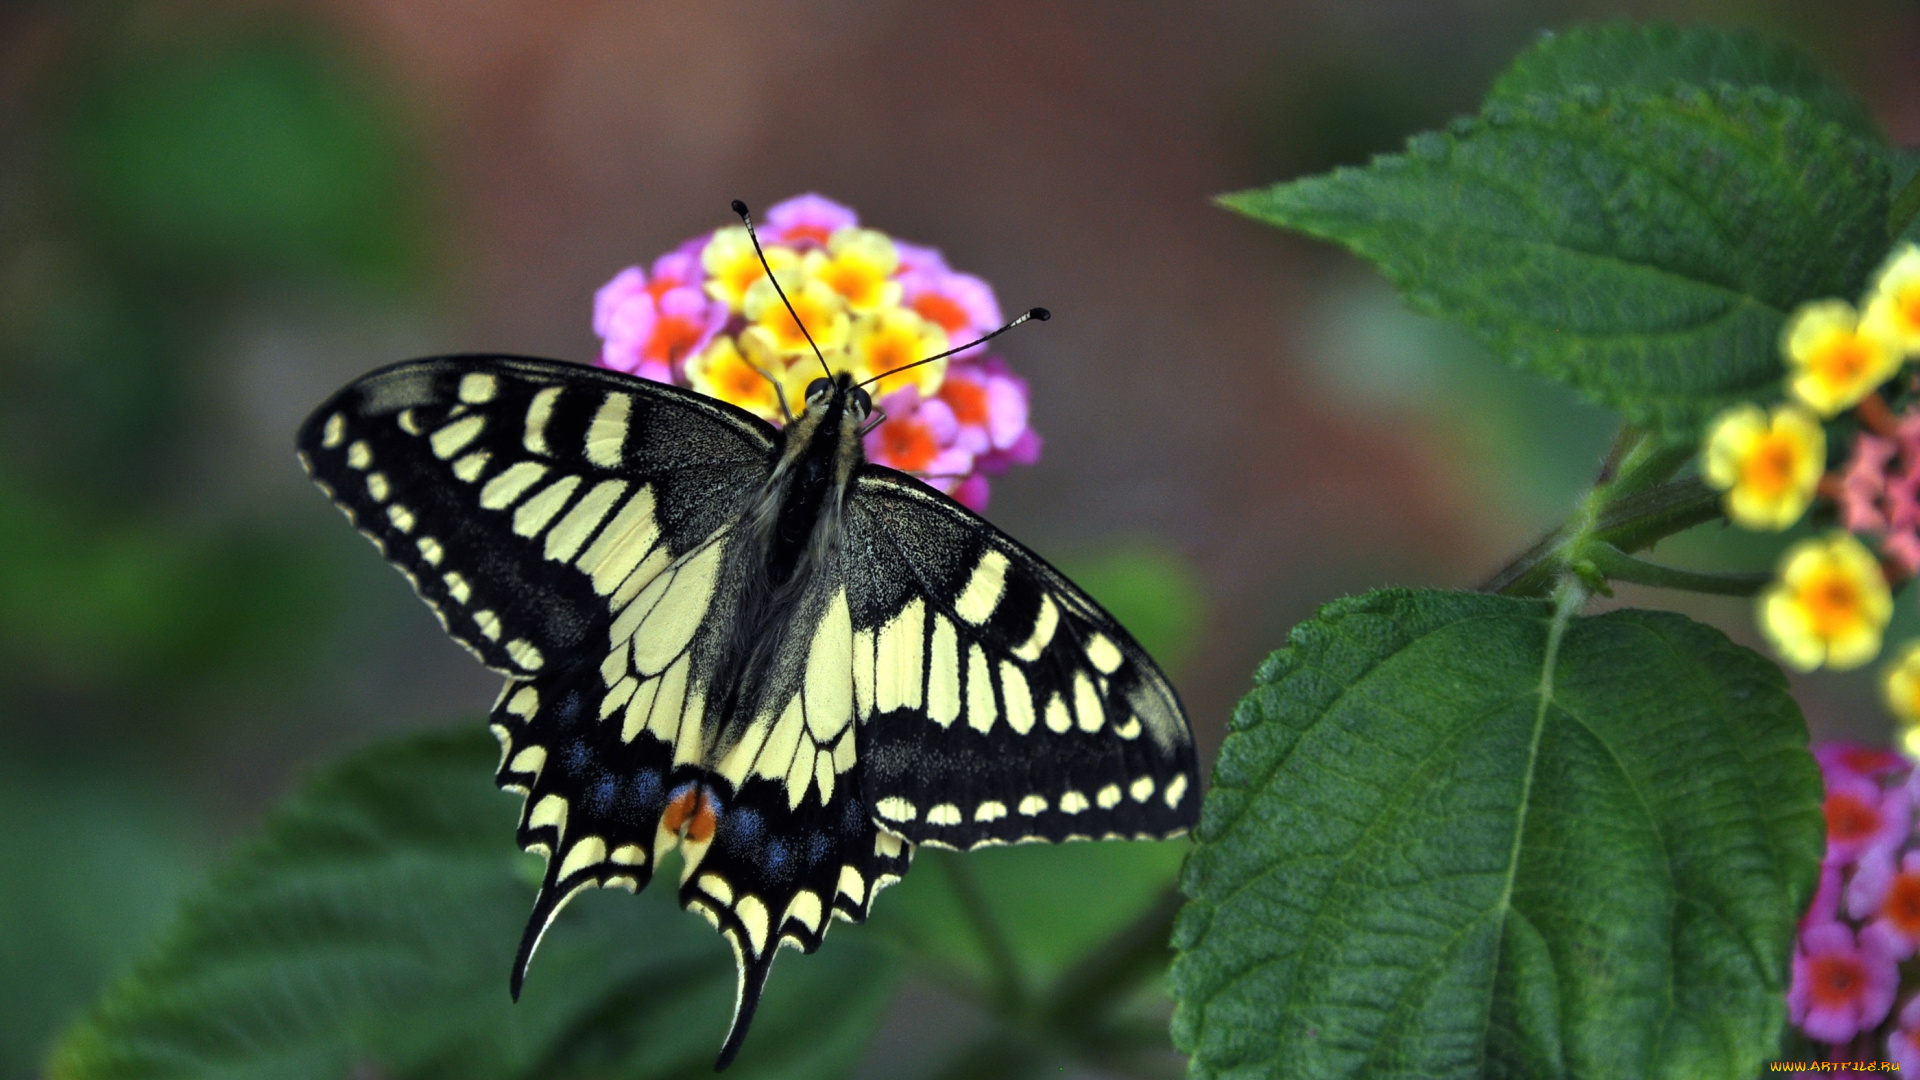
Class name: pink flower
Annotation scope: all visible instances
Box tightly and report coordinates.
[594,263,728,383]
[1891,995,1920,1072]
[893,239,949,275]
[1791,920,1900,1042]
[1817,743,1909,787]
[1822,774,1911,867]
[1838,409,1920,576]
[1852,848,1920,958]
[763,194,857,249]
[937,358,1029,457]
[901,266,1002,355]
[864,388,973,495]
[1806,863,1842,932]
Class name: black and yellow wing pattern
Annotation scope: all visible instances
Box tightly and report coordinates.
[296,354,1197,1066]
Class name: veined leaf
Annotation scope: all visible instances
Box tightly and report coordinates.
[47,729,894,1080]
[1169,589,1822,1080]
[1222,87,1888,433]
[1488,22,1880,140]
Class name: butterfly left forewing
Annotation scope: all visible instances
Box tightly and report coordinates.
[844,469,1199,851]
[295,354,779,678]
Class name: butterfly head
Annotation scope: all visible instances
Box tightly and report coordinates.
[802,372,872,423]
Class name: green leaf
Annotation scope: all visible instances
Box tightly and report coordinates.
[1488,23,1881,141]
[1168,589,1822,1080]
[48,729,894,1080]
[1221,86,1888,433]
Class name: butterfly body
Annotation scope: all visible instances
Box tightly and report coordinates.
[297,355,1198,1067]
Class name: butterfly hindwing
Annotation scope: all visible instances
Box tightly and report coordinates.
[844,469,1198,850]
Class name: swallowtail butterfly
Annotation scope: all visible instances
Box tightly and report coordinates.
[297,245,1198,1069]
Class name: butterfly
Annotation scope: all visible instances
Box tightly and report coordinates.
[295,249,1199,1069]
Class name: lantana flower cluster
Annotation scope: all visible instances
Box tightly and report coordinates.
[1790,742,1920,1065]
[1699,245,1920,697]
[589,194,1040,511]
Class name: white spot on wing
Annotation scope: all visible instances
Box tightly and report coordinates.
[443,572,471,604]
[621,539,723,673]
[1163,773,1189,809]
[974,801,1007,822]
[927,615,960,728]
[1011,594,1058,662]
[430,414,485,459]
[876,797,917,822]
[837,866,867,905]
[365,472,389,500]
[452,451,490,483]
[998,661,1034,735]
[926,804,962,826]
[474,609,502,641]
[346,440,372,469]
[513,476,581,538]
[1017,794,1048,816]
[545,478,627,561]
[1059,790,1090,814]
[321,413,346,448]
[1073,671,1104,733]
[1044,693,1072,734]
[386,504,416,533]
[480,461,549,509]
[508,745,546,777]
[576,485,660,595]
[1096,784,1122,809]
[558,835,605,879]
[1086,632,1124,675]
[966,644,995,734]
[875,598,926,713]
[506,638,545,671]
[804,589,854,744]
[736,894,770,954]
[953,549,1009,625]
[1130,775,1156,802]
[458,372,498,404]
[585,392,631,468]
[524,386,562,455]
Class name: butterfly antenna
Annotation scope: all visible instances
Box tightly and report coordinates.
[733,199,832,381]
[857,307,1050,390]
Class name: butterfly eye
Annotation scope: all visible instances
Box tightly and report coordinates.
[805,378,832,401]
[852,387,873,416]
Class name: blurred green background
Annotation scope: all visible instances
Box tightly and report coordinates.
[0,1,1914,1076]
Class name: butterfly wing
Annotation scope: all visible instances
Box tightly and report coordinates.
[843,468,1200,849]
[298,355,912,1068]
[295,353,781,959]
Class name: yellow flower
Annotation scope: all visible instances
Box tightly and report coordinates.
[684,335,786,423]
[702,227,798,312]
[742,272,851,358]
[849,308,949,397]
[807,228,903,314]
[1784,299,1902,416]
[1884,639,1920,727]
[1700,402,1825,530]
[1760,532,1892,671]
[1864,243,1920,356]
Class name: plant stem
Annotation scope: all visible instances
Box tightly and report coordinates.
[1582,542,1771,596]
[1479,476,1724,597]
